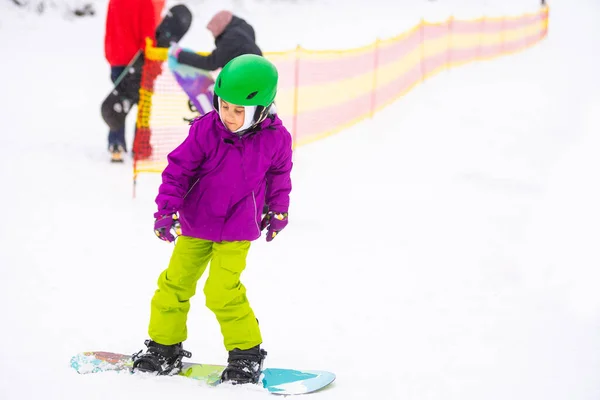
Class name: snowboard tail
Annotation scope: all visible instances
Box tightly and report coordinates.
[71,351,335,395]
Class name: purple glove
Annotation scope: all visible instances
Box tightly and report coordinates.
[260,211,288,242]
[168,42,183,60]
[154,213,181,242]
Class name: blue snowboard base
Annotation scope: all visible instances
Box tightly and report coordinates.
[70,351,335,395]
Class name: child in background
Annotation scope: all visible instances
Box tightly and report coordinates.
[132,54,293,385]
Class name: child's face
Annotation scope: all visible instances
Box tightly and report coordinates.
[220,99,245,132]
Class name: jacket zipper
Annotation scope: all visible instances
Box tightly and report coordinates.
[237,136,261,238]
[183,178,200,200]
[251,190,260,237]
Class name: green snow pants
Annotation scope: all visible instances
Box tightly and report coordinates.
[148,236,262,351]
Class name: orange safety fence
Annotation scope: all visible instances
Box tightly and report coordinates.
[133,6,549,178]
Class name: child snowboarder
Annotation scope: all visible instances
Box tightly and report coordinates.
[131,54,293,385]
[168,10,272,215]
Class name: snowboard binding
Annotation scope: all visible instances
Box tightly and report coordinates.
[132,340,191,375]
[220,345,267,385]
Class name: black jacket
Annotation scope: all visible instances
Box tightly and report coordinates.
[178,16,263,71]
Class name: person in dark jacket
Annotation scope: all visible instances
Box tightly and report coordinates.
[168,10,262,72]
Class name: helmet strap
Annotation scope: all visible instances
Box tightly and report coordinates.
[212,93,220,112]
[253,104,272,125]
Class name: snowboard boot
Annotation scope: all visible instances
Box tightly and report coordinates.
[109,143,125,163]
[220,345,267,385]
[131,340,191,375]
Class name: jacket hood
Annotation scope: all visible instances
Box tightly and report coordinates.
[212,110,282,138]
[206,10,233,38]
[215,16,256,43]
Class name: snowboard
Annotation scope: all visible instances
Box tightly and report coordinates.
[167,53,216,118]
[101,4,193,132]
[70,351,336,396]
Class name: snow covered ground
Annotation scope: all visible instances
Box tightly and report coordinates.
[1,0,600,399]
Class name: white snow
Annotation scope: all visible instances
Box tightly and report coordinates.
[1,0,600,399]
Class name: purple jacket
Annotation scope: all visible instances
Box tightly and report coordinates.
[155,111,293,242]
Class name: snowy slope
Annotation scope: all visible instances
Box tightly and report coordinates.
[2,0,600,399]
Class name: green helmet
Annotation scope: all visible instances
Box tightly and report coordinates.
[214,54,278,107]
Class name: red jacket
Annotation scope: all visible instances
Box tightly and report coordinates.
[104,0,159,66]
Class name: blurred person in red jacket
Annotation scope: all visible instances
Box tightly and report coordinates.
[104,0,163,161]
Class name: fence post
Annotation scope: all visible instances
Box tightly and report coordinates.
[291,45,301,149]
[478,16,486,59]
[370,38,380,118]
[543,6,549,39]
[420,18,425,82]
[500,16,506,54]
[447,16,454,70]
[132,173,137,199]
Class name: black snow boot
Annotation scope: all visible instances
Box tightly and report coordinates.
[220,345,267,385]
[131,340,191,375]
[109,143,125,163]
